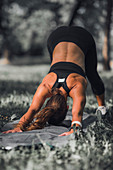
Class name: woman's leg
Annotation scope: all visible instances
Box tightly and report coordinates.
[85,41,105,106]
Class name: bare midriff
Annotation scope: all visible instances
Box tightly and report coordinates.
[51,42,85,72]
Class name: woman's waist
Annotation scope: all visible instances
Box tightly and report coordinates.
[51,52,85,71]
[49,61,86,78]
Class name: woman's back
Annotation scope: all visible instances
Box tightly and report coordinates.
[51,41,85,72]
[47,26,94,72]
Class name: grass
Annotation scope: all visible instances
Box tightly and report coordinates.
[0,66,113,170]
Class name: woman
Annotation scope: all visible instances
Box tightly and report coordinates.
[3,26,106,136]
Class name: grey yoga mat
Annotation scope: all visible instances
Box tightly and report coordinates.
[0,111,97,149]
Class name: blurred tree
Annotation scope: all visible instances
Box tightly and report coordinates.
[0,0,13,64]
[0,0,113,66]
[67,0,113,70]
[68,0,84,26]
[0,0,61,63]
[102,0,113,70]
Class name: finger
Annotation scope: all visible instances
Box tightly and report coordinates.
[59,133,67,136]
[19,130,22,132]
[2,130,11,134]
[2,131,8,134]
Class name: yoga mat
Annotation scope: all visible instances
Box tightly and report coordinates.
[0,112,97,149]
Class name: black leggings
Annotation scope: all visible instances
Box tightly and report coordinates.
[47,26,105,96]
[85,41,105,95]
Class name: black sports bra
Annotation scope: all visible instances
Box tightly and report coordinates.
[48,62,86,95]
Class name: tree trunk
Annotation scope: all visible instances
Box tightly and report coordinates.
[0,0,11,64]
[102,0,112,70]
[68,0,83,26]
[0,48,10,65]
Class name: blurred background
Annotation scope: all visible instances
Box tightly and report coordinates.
[0,0,113,70]
[0,3,113,167]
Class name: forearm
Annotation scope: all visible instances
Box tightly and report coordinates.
[17,84,48,127]
[18,109,36,126]
[3,108,36,133]
[14,108,39,131]
[72,96,86,125]
[72,110,84,128]
[72,109,83,123]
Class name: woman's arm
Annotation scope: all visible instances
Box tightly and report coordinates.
[19,83,50,125]
[3,82,50,133]
[70,81,86,124]
[59,78,87,136]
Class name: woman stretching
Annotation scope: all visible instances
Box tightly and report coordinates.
[3,26,106,136]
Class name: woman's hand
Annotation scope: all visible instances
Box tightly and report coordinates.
[59,129,73,136]
[2,127,22,134]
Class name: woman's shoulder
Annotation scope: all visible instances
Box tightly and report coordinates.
[41,72,57,90]
[67,73,87,95]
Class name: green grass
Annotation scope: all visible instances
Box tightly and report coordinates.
[0,69,113,170]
